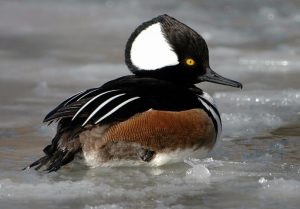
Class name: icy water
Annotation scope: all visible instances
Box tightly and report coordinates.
[0,0,300,208]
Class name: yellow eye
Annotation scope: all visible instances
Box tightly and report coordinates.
[185,58,195,66]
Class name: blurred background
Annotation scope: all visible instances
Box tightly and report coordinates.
[0,0,299,208]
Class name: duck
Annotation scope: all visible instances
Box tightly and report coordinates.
[27,14,242,172]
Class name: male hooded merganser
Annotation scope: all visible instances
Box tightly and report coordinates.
[27,14,242,172]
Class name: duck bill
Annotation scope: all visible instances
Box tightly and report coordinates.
[198,67,243,88]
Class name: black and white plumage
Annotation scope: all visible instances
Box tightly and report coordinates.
[44,76,221,134]
[27,14,242,172]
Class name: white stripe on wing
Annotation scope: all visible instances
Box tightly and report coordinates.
[82,93,126,126]
[63,90,85,106]
[72,89,119,121]
[94,96,140,124]
[76,88,99,101]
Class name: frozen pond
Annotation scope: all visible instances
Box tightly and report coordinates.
[0,0,299,208]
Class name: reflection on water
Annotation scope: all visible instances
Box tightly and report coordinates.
[0,0,299,208]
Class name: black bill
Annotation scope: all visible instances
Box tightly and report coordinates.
[198,67,243,89]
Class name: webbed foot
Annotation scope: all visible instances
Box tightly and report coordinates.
[139,149,155,162]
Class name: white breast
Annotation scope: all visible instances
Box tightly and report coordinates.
[150,148,209,167]
[83,148,209,168]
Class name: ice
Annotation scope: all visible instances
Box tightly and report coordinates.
[0,178,99,200]
[214,89,300,139]
[258,177,300,206]
[0,177,146,201]
[84,205,124,209]
[185,160,211,182]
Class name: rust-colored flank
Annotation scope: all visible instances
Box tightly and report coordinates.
[80,108,216,158]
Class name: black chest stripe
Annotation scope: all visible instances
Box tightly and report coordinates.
[197,95,222,138]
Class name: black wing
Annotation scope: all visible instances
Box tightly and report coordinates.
[43,75,203,127]
[44,88,150,126]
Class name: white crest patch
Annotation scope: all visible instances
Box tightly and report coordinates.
[130,23,179,70]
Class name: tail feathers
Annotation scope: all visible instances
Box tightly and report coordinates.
[25,149,80,172]
[46,150,77,172]
[23,155,50,171]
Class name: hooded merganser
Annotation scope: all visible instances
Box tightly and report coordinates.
[27,14,242,172]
